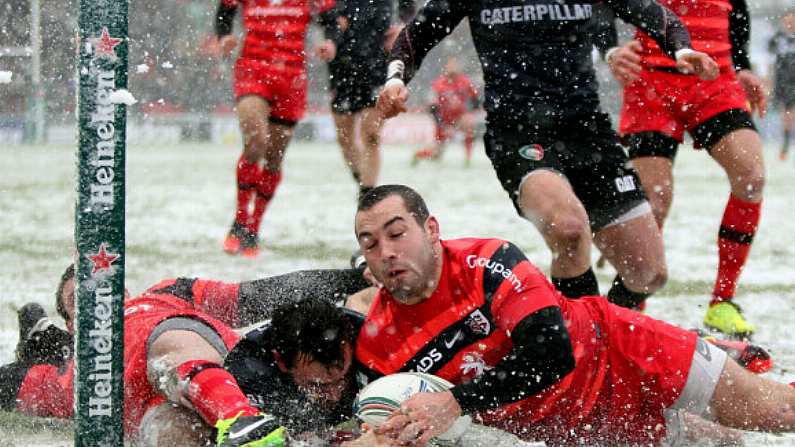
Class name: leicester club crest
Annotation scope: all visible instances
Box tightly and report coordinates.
[518,143,544,161]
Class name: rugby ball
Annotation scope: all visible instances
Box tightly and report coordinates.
[353,372,471,445]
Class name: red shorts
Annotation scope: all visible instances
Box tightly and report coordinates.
[122,295,241,435]
[619,70,749,148]
[234,58,307,123]
[482,297,697,445]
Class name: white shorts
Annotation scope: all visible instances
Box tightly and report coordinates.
[663,338,729,447]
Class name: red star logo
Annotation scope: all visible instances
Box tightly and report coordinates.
[89,27,122,61]
[87,243,120,274]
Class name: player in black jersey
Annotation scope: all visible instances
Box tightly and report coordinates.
[327,0,415,197]
[769,11,795,160]
[377,0,719,309]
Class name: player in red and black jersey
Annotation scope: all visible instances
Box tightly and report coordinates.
[0,265,369,446]
[412,57,480,167]
[215,0,342,257]
[376,0,721,313]
[352,184,795,446]
[602,0,766,336]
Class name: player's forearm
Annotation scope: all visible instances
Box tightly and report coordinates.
[215,2,237,38]
[608,0,691,60]
[729,0,751,71]
[450,306,575,413]
[387,0,465,85]
[237,269,369,325]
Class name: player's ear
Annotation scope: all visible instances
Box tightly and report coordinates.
[272,350,289,373]
[425,216,440,243]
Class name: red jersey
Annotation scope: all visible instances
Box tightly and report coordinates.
[223,0,334,72]
[637,0,734,71]
[15,278,243,435]
[356,238,697,445]
[431,73,478,123]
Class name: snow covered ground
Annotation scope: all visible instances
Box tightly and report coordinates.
[0,139,793,445]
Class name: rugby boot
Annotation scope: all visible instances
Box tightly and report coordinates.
[704,301,755,339]
[223,221,248,255]
[239,228,261,259]
[694,329,773,374]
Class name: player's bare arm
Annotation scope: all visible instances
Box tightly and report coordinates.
[736,69,768,117]
[606,40,643,85]
[376,78,408,119]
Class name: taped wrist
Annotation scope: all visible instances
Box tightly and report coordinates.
[175,359,259,425]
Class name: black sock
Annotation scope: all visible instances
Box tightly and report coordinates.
[552,268,599,298]
[784,129,791,153]
[607,275,650,309]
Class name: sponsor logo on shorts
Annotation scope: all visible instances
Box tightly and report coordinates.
[518,143,544,161]
[466,255,524,293]
[465,310,492,336]
[615,175,637,193]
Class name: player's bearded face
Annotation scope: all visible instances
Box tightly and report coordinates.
[355,196,440,304]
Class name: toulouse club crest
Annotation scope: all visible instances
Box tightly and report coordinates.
[465,309,491,336]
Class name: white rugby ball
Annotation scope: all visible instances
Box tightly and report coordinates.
[353,372,472,445]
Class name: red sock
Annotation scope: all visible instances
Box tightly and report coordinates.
[464,132,474,161]
[711,195,761,304]
[414,148,435,160]
[176,360,259,426]
[236,156,261,226]
[248,170,282,235]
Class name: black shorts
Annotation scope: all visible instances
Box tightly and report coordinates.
[774,81,795,109]
[626,109,756,160]
[484,112,647,232]
[328,54,386,114]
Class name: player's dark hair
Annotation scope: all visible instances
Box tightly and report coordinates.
[269,298,355,369]
[357,184,429,226]
[55,264,75,322]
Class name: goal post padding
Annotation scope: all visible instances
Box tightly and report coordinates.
[75,0,128,445]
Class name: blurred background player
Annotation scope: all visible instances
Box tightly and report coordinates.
[215,0,340,258]
[769,10,795,160]
[411,57,480,167]
[605,0,767,336]
[378,0,719,307]
[327,0,415,198]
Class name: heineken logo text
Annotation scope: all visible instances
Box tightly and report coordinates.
[89,68,117,208]
[87,280,116,417]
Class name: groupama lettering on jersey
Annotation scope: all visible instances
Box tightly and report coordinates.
[466,255,523,293]
[480,3,593,26]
